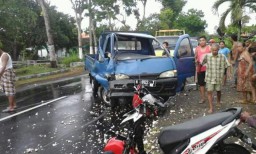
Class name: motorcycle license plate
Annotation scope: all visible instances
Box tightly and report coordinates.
[141,80,156,87]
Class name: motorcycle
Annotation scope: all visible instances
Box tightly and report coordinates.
[104,105,256,154]
[103,81,169,154]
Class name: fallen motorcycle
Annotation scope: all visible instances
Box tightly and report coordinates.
[103,81,169,154]
[104,106,256,154]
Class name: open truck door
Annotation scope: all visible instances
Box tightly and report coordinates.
[173,34,196,92]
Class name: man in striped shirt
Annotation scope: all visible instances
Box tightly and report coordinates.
[202,43,230,113]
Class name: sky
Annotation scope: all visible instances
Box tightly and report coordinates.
[50,0,256,34]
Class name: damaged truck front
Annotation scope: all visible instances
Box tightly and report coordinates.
[85,32,194,108]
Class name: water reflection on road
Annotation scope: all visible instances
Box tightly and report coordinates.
[0,76,85,111]
[0,75,129,154]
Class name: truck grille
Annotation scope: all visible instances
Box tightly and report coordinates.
[129,75,158,80]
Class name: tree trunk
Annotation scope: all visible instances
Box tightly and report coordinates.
[37,0,57,68]
[75,11,83,59]
[89,0,94,54]
[142,0,147,20]
[238,20,242,41]
[92,19,97,53]
[108,13,113,31]
[71,0,83,59]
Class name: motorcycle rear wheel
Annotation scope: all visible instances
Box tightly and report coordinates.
[207,143,250,154]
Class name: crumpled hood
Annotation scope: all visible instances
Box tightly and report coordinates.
[114,57,176,76]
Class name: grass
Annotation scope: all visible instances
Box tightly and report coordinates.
[15,65,59,76]
[15,66,85,88]
[59,52,81,67]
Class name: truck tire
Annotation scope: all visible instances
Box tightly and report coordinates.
[99,87,118,110]
[91,79,99,98]
[99,87,111,107]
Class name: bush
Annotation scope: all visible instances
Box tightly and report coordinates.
[60,51,80,67]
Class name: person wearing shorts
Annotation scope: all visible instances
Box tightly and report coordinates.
[0,48,16,112]
[195,36,211,104]
[202,43,230,113]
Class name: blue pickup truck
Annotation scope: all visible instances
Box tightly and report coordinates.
[85,31,195,108]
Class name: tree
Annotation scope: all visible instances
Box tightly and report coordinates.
[49,7,77,51]
[213,0,256,40]
[37,0,57,68]
[158,8,174,29]
[70,0,85,59]
[174,9,207,36]
[158,0,187,29]
[138,0,147,20]
[0,0,39,60]
[136,14,161,35]
[161,0,187,17]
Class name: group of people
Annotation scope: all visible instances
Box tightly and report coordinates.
[195,34,256,114]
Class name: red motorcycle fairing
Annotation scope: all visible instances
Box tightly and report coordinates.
[132,93,143,108]
[104,137,125,154]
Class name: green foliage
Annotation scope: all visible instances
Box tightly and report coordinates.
[162,0,187,17]
[225,25,239,35]
[15,65,58,76]
[60,51,80,67]
[0,40,3,48]
[159,8,174,29]
[212,0,256,39]
[136,14,161,35]
[174,9,207,36]
[48,7,77,50]
[0,0,77,60]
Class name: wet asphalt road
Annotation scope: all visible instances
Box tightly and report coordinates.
[0,75,114,154]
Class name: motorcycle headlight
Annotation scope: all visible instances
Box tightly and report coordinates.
[159,70,177,78]
[115,74,129,80]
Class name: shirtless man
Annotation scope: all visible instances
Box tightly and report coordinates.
[230,34,239,87]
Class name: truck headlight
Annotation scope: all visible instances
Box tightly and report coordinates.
[115,74,129,80]
[159,70,177,78]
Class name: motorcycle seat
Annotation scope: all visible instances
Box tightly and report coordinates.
[158,111,233,150]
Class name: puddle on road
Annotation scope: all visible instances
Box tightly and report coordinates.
[0,76,86,109]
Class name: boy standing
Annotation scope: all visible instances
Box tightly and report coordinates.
[202,44,230,113]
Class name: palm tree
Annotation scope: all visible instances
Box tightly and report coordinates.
[213,0,256,40]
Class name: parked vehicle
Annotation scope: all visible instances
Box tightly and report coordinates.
[85,31,195,108]
[103,106,256,154]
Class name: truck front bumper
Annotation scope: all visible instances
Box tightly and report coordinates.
[109,78,177,98]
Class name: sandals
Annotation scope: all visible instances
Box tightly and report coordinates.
[208,109,213,114]
[199,99,205,104]
[2,107,15,113]
[216,103,221,107]
[237,100,248,104]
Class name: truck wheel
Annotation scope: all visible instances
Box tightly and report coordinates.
[99,87,111,107]
[91,79,99,98]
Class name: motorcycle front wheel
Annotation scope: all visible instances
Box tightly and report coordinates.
[207,143,250,154]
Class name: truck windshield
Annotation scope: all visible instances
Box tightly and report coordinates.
[116,41,142,50]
